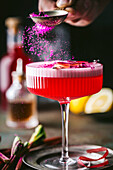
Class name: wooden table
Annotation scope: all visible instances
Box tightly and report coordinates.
[0,102,113,169]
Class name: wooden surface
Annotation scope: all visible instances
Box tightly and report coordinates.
[0,102,113,169]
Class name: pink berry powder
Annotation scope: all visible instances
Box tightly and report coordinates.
[22,23,70,61]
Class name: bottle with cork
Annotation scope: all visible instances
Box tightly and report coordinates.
[6,58,38,129]
[0,17,31,110]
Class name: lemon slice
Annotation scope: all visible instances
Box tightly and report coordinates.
[70,96,89,114]
[84,88,113,114]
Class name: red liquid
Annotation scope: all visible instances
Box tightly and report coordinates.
[27,75,103,104]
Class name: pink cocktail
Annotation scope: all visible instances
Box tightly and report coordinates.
[26,60,103,169]
[26,60,103,103]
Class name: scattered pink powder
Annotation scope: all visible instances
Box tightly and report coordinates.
[34,23,54,34]
[22,23,70,61]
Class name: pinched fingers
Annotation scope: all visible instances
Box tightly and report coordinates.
[61,0,92,26]
[56,0,93,26]
[38,0,111,26]
[60,0,111,26]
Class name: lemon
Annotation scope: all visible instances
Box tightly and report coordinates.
[84,88,113,114]
[70,96,89,114]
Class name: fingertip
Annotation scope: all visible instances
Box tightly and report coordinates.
[56,0,72,8]
[65,7,75,13]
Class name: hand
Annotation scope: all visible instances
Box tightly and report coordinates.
[38,0,111,26]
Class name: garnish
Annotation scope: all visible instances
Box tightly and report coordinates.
[0,126,62,170]
[78,147,109,168]
[28,124,46,147]
[0,124,46,170]
[53,62,70,69]
[52,61,90,69]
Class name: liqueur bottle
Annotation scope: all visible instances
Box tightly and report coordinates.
[0,17,31,110]
[6,58,38,129]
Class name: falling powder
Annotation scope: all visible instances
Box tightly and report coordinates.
[22,22,71,61]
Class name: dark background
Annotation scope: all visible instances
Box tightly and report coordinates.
[0,0,113,88]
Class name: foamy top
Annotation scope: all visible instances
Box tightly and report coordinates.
[26,60,103,78]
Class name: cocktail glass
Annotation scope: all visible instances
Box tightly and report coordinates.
[26,60,103,169]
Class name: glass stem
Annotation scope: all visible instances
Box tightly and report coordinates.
[60,103,70,163]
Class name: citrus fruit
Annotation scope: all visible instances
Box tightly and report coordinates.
[70,96,89,114]
[84,88,113,114]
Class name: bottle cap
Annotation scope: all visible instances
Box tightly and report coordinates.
[16,58,23,75]
[12,58,25,82]
[5,17,22,34]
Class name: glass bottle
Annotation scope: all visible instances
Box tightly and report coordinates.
[6,58,38,129]
[0,17,31,110]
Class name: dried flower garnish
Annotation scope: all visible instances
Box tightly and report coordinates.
[53,63,70,69]
[52,61,90,69]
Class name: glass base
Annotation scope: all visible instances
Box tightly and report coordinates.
[41,158,77,169]
[23,145,113,170]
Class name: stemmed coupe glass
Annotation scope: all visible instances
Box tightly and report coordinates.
[26,60,103,169]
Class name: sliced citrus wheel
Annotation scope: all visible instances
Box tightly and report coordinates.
[84,88,113,114]
[70,96,89,114]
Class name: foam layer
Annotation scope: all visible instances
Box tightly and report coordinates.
[26,60,103,78]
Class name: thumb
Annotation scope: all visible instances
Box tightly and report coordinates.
[56,0,73,8]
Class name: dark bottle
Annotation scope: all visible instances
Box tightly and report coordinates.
[0,17,31,110]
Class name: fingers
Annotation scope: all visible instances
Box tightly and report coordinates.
[65,17,91,26]
[56,0,73,8]
[62,0,111,26]
[64,0,92,26]
[38,0,111,27]
[56,0,92,26]
[38,0,56,11]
